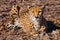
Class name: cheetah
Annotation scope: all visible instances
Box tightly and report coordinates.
[29,5,44,30]
[8,4,19,29]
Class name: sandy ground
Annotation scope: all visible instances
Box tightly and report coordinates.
[0,0,60,40]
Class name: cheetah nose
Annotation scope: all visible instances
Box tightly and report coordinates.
[35,17,39,18]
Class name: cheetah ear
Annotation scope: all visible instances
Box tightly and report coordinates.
[27,5,34,12]
[41,6,45,9]
[27,5,33,9]
[38,5,44,9]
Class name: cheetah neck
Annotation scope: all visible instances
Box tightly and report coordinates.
[14,15,19,26]
[29,14,40,30]
[15,18,19,26]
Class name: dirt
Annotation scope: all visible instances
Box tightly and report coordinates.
[0,0,60,40]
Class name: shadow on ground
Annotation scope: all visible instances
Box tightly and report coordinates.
[46,21,60,33]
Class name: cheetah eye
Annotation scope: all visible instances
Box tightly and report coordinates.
[13,13,17,15]
[16,11,17,12]
[38,11,41,13]
[32,11,34,13]
[14,9,15,10]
